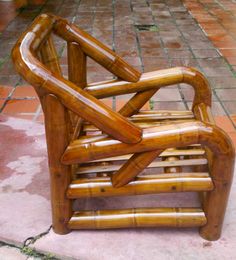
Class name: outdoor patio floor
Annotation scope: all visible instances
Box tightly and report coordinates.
[1,0,236,259]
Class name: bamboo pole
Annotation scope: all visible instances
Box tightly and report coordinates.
[68,208,207,229]
[40,36,62,75]
[68,41,87,88]
[119,89,157,117]
[67,173,213,198]
[67,41,87,139]
[53,18,141,82]
[12,40,142,144]
[44,94,72,234]
[62,121,224,165]
[85,67,211,111]
[194,103,235,241]
[111,150,162,187]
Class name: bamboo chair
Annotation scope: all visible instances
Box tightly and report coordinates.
[12,13,235,241]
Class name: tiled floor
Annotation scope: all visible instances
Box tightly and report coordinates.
[1,1,236,258]
[1,114,236,259]
[0,0,236,136]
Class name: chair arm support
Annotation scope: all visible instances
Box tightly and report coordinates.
[85,67,212,112]
[62,121,234,166]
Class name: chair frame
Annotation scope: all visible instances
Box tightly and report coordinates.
[12,13,235,241]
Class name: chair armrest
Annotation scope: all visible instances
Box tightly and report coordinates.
[85,67,212,112]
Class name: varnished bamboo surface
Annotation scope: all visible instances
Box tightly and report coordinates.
[68,208,207,229]
[67,173,213,198]
[85,67,212,110]
[61,121,232,165]
[76,158,207,174]
[11,13,235,241]
[112,150,162,187]
[53,17,141,83]
[91,147,205,162]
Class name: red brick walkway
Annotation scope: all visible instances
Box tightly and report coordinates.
[1,0,236,143]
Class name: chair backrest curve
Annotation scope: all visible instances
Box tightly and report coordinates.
[11,13,142,144]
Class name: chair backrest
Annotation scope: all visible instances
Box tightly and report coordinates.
[11,13,142,144]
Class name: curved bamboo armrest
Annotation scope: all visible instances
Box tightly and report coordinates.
[86,67,212,110]
[11,14,142,144]
[62,120,234,165]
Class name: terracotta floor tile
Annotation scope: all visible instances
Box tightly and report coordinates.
[2,99,40,114]
[226,132,236,147]
[219,49,236,57]
[0,99,5,109]
[225,57,236,65]
[0,86,13,99]
[11,86,38,98]
[214,115,235,132]
[230,114,236,125]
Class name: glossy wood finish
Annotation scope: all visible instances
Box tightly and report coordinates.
[67,173,213,198]
[43,94,72,234]
[111,150,162,187]
[68,208,207,229]
[12,13,234,241]
[53,18,141,83]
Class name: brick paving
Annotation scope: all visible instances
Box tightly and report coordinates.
[0,0,236,134]
[1,1,236,258]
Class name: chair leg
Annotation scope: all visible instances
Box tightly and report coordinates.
[199,152,235,241]
[44,94,72,234]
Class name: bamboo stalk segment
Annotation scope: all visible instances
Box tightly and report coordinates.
[67,173,213,198]
[131,110,194,120]
[85,67,211,109]
[62,121,231,165]
[76,158,207,175]
[44,94,72,234]
[193,103,235,240]
[119,89,157,117]
[83,118,194,132]
[67,41,87,139]
[54,18,141,83]
[68,41,87,88]
[40,36,62,76]
[112,150,162,188]
[68,208,207,229]
[91,148,205,162]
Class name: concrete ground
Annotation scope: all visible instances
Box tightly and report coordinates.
[1,0,236,259]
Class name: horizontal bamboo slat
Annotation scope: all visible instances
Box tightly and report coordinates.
[131,110,194,121]
[68,207,207,229]
[67,172,213,198]
[76,158,207,174]
[91,148,205,162]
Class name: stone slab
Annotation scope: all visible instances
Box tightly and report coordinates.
[0,115,51,246]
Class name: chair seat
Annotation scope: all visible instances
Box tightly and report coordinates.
[83,109,195,132]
